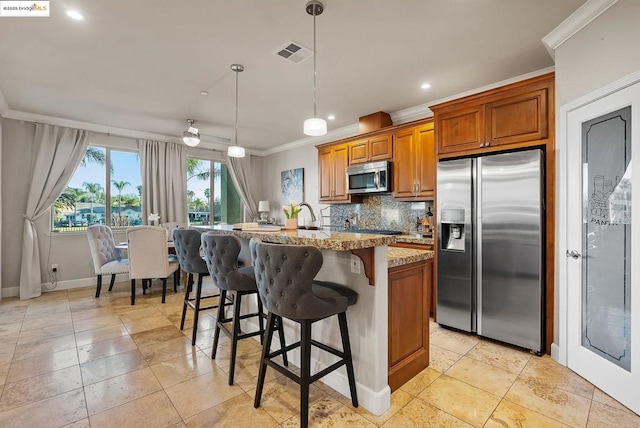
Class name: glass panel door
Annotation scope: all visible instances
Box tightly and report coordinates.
[581,106,632,371]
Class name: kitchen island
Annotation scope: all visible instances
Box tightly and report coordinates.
[195,225,431,415]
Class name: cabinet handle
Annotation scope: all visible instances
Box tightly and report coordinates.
[485,142,490,147]
[479,143,484,148]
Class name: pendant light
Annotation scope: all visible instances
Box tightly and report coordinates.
[303,0,327,137]
[228,64,246,158]
[182,119,201,147]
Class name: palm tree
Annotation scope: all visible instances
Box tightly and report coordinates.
[82,182,103,223]
[80,147,106,167]
[54,187,85,226]
[112,180,130,220]
[187,159,210,182]
[204,188,211,200]
[80,147,114,174]
[192,197,205,221]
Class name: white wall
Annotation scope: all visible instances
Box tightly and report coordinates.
[556,0,640,105]
[553,0,640,343]
[1,119,35,295]
[261,144,328,227]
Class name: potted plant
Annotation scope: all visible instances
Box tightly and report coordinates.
[282,202,301,230]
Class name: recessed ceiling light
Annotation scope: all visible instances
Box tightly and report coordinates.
[66,10,83,20]
[421,83,431,90]
[327,114,335,120]
[200,91,209,96]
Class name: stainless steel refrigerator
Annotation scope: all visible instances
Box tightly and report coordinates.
[436,149,544,353]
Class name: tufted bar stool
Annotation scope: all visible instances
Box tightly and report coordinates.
[172,228,223,346]
[250,239,359,428]
[201,232,287,385]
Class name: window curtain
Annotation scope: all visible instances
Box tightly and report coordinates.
[225,153,258,220]
[139,139,187,225]
[20,124,91,299]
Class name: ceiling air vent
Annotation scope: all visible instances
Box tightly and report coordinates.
[275,41,313,64]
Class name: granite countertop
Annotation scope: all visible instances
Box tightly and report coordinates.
[395,234,434,246]
[388,247,434,268]
[195,225,396,251]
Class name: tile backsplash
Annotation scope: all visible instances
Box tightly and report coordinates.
[328,194,433,234]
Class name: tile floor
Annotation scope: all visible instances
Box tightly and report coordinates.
[0,279,638,427]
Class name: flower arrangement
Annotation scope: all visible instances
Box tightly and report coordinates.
[282,202,302,219]
[148,213,160,226]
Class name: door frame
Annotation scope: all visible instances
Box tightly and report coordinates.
[556,69,640,365]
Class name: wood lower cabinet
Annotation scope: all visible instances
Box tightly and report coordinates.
[349,134,392,164]
[433,73,552,157]
[388,259,431,392]
[318,143,352,203]
[390,243,435,318]
[392,121,435,200]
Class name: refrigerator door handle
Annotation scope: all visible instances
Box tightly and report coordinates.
[475,158,482,334]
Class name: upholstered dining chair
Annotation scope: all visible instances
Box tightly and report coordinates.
[87,224,130,298]
[172,228,223,346]
[127,226,180,305]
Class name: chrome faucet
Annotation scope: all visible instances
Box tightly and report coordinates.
[298,202,317,222]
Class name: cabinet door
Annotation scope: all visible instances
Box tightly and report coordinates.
[318,147,333,202]
[416,123,435,198]
[486,87,548,146]
[332,144,350,202]
[369,134,392,161]
[349,139,369,165]
[392,128,416,199]
[388,260,430,391]
[436,104,485,155]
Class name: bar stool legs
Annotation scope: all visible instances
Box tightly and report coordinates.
[211,290,267,385]
[254,311,358,428]
[179,273,221,346]
[339,312,358,408]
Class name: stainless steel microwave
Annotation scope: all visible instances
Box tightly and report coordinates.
[346,160,391,194]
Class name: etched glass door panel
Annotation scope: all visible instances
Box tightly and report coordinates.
[582,106,631,371]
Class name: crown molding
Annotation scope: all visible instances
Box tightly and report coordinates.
[1,108,260,156]
[260,124,360,157]
[258,66,555,157]
[2,66,554,158]
[542,0,619,59]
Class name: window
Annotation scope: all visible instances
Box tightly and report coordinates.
[187,158,242,225]
[53,146,142,231]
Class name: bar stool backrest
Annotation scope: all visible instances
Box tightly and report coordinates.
[172,228,207,275]
[251,239,346,320]
[201,233,254,292]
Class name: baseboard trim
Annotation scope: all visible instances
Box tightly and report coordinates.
[42,274,129,293]
[551,343,564,365]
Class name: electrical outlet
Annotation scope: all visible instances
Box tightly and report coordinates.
[350,255,361,274]
[52,264,58,272]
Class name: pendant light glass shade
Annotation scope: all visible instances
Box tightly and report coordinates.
[228,64,246,158]
[303,117,327,136]
[227,145,245,157]
[303,1,327,137]
[182,119,200,147]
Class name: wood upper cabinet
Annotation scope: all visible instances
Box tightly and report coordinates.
[436,104,485,154]
[433,73,552,157]
[349,133,392,164]
[318,143,351,203]
[392,121,435,200]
